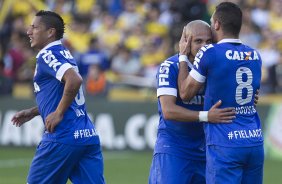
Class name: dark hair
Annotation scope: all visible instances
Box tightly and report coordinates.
[214,2,242,37]
[35,10,65,40]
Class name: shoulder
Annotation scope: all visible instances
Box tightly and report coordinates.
[36,48,64,64]
[197,44,216,58]
[51,45,73,59]
[158,54,179,69]
[37,45,60,58]
[195,44,215,61]
[242,44,261,55]
[166,54,179,65]
[167,54,179,62]
[39,46,75,63]
[201,44,215,51]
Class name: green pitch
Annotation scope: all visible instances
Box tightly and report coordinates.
[0,147,281,184]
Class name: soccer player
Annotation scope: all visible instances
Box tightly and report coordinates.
[11,10,105,184]
[149,20,236,184]
[178,2,264,184]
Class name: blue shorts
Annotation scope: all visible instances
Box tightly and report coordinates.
[27,141,105,184]
[149,153,206,184]
[206,145,264,184]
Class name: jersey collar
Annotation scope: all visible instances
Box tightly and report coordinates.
[36,40,62,58]
[217,38,242,44]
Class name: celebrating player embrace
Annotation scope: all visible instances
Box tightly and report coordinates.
[178,2,264,184]
[149,20,237,184]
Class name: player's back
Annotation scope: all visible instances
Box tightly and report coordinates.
[195,41,263,147]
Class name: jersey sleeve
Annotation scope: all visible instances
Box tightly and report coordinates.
[37,50,73,82]
[190,45,214,83]
[157,60,178,97]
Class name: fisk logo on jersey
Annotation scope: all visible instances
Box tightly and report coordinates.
[194,44,214,69]
[159,60,173,86]
[226,50,259,61]
[41,50,62,71]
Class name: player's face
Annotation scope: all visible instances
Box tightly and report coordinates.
[26,16,50,50]
[190,28,212,58]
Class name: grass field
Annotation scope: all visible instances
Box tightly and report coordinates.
[0,147,281,184]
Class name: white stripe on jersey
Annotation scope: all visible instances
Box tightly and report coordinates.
[56,63,73,81]
[157,87,177,97]
[190,69,206,83]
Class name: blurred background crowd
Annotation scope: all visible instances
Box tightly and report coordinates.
[0,0,281,99]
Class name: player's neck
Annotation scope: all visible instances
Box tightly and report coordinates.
[221,35,239,40]
[217,31,239,42]
[38,38,58,50]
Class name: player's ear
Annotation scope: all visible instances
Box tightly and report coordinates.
[214,19,220,31]
[48,28,56,38]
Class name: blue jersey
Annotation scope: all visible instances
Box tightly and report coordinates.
[155,54,205,161]
[33,40,99,145]
[191,39,263,147]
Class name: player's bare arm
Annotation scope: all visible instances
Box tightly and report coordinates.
[161,95,235,123]
[11,106,40,127]
[160,95,199,122]
[178,27,203,101]
[179,76,203,101]
[45,68,83,133]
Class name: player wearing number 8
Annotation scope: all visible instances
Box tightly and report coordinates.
[178,2,263,184]
[11,10,105,184]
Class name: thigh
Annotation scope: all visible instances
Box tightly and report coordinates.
[190,159,206,184]
[69,144,105,184]
[28,142,84,184]
[206,145,244,184]
[242,145,264,184]
[149,153,205,184]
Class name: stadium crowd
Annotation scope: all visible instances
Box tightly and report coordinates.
[0,0,281,98]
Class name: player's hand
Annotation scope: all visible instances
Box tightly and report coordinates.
[45,111,63,133]
[11,109,35,127]
[179,26,191,56]
[208,100,236,123]
[254,89,259,107]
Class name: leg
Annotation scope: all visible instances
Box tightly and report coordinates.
[242,145,264,184]
[69,144,105,184]
[27,142,84,184]
[190,159,206,184]
[149,153,205,184]
[206,145,244,184]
